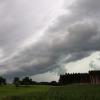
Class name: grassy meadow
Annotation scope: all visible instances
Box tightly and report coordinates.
[0,85,100,100]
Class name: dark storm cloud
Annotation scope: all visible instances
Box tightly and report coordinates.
[1,0,100,78]
[0,0,49,57]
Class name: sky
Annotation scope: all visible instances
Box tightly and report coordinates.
[0,0,100,82]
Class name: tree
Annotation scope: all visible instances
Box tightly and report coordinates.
[0,77,6,85]
[50,81,58,86]
[21,77,32,85]
[13,77,20,87]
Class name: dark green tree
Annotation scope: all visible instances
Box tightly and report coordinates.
[21,77,32,85]
[13,77,20,87]
[0,77,6,85]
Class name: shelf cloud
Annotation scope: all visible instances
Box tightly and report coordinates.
[0,0,100,80]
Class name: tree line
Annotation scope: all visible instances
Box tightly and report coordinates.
[0,76,58,87]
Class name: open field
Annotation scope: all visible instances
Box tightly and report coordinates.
[0,85,100,100]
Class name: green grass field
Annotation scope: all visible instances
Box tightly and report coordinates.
[0,85,100,100]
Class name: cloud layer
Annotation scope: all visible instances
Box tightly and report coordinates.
[0,0,100,80]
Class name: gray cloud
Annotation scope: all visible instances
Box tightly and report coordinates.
[0,0,54,57]
[0,0,100,79]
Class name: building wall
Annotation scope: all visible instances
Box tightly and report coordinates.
[95,75,100,84]
[89,71,100,84]
[59,71,100,85]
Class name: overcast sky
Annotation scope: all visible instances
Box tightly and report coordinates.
[0,0,100,82]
